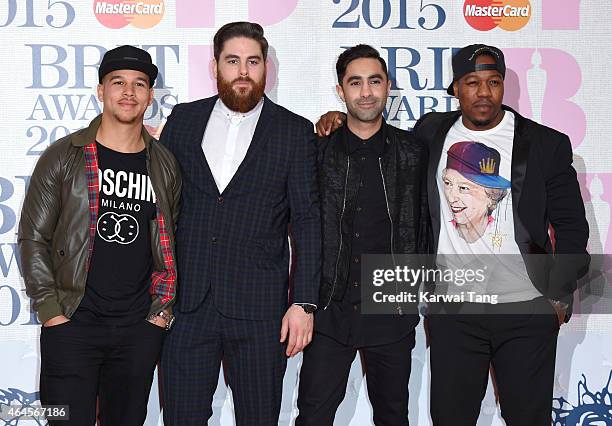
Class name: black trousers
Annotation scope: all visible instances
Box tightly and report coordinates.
[296,331,415,426]
[428,297,560,426]
[160,297,287,426]
[39,319,165,426]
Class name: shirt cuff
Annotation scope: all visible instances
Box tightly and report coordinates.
[293,302,318,309]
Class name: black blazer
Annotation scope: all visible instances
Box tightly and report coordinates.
[413,105,589,301]
[159,95,321,320]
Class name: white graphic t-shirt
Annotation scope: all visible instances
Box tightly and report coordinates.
[436,111,541,303]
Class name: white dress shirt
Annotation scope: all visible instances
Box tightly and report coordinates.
[201,97,264,193]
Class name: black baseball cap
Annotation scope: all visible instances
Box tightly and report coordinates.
[447,44,506,96]
[98,45,158,86]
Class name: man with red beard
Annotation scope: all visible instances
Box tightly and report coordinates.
[159,22,321,425]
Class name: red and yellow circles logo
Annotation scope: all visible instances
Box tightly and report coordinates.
[464,0,531,31]
[94,0,164,29]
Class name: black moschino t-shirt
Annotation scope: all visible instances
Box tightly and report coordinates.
[72,142,157,325]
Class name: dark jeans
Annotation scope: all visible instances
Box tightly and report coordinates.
[39,319,165,426]
[296,331,415,426]
[428,297,560,426]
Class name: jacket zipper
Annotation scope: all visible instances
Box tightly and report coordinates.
[379,157,403,315]
[324,157,350,310]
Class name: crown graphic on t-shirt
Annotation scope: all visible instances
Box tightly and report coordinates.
[479,158,496,174]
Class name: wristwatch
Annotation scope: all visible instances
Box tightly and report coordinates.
[294,303,317,314]
[549,299,569,310]
[147,311,175,330]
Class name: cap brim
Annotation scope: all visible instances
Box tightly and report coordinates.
[447,82,455,96]
[463,173,511,189]
[99,59,158,85]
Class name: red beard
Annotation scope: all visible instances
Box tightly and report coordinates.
[217,75,266,113]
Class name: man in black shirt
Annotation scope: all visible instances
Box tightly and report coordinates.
[19,45,181,425]
[296,45,430,425]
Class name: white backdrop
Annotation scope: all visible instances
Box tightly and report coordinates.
[0,1,611,425]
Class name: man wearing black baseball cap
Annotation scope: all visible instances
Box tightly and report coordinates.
[314,43,589,425]
[98,44,159,86]
[446,44,506,95]
[19,45,181,425]
[413,43,589,425]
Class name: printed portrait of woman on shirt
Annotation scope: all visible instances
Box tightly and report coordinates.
[442,141,511,244]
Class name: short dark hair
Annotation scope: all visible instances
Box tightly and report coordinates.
[213,21,269,61]
[336,44,388,84]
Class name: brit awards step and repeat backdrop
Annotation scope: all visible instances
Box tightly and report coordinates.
[0,1,610,425]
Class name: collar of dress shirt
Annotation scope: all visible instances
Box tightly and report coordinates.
[344,122,385,156]
[216,97,265,125]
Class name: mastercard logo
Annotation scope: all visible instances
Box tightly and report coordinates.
[94,0,164,29]
[464,0,531,31]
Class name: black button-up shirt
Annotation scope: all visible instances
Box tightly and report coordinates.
[346,125,390,304]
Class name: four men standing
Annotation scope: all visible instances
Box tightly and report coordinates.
[19,22,589,426]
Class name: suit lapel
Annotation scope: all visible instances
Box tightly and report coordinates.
[508,106,532,246]
[188,96,220,195]
[508,106,530,213]
[221,96,276,195]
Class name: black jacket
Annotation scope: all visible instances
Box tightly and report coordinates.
[159,95,321,320]
[317,121,431,309]
[413,105,590,302]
